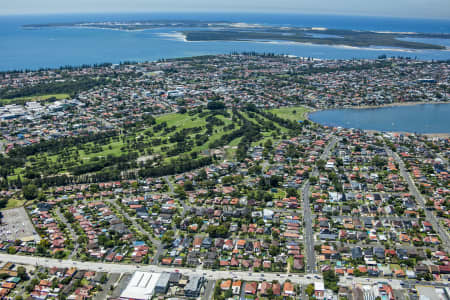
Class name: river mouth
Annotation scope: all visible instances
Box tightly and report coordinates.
[308,103,450,134]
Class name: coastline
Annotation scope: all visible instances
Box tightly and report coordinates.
[306,100,449,115]
[165,33,449,52]
[364,130,450,138]
[306,101,450,138]
[23,22,450,51]
[341,100,449,110]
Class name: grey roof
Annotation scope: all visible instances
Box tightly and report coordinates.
[156,272,171,289]
[184,275,203,292]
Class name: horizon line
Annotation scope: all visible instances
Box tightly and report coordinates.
[0,10,449,21]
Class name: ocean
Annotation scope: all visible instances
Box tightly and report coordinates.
[1,12,450,71]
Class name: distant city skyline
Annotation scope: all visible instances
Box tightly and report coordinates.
[1,0,450,19]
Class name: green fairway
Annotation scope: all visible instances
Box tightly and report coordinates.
[2,199,27,210]
[9,107,303,179]
[0,93,70,105]
[268,106,310,122]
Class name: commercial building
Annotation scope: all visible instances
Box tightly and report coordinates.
[184,276,204,298]
[155,272,171,294]
[120,271,161,300]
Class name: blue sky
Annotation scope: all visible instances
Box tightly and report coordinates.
[1,0,449,19]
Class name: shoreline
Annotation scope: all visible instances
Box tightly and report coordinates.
[306,101,450,138]
[306,100,449,115]
[364,130,450,138]
[159,32,449,52]
[23,24,450,52]
[341,100,449,110]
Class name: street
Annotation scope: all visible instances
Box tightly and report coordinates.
[0,252,435,289]
[107,199,164,265]
[387,147,450,248]
[301,136,338,274]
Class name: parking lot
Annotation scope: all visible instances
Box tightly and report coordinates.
[0,207,40,242]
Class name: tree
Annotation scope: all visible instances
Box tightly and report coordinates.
[183,180,194,191]
[100,274,108,284]
[17,266,28,280]
[286,188,298,198]
[89,183,99,193]
[269,245,280,256]
[323,269,339,293]
[309,176,318,185]
[248,165,262,175]
[37,191,47,202]
[316,159,326,170]
[267,287,274,298]
[37,239,50,254]
[305,284,314,297]
[23,184,38,200]
[207,101,225,110]
[196,169,207,181]
[161,230,174,245]
[221,176,233,186]
[207,225,229,238]
[175,186,187,200]
[224,289,232,298]
[264,139,273,150]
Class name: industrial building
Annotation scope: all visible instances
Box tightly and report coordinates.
[154,272,171,294]
[184,275,204,298]
[120,271,161,300]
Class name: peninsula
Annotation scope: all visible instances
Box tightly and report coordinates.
[23,20,450,50]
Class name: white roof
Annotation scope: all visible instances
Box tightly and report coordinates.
[314,281,324,291]
[120,271,161,300]
[263,209,274,216]
[417,286,441,300]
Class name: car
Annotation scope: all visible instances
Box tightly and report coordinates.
[277,274,280,276]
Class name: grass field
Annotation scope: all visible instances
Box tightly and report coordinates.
[268,106,310,122]
[0,93,70,105]
[2,199,28,210]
